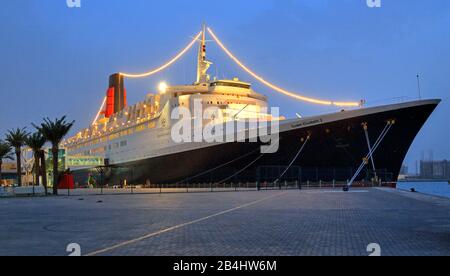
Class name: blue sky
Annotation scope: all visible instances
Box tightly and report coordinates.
[0,0,449,170]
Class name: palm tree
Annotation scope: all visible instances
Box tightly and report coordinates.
[0,140,13,182]
[5,128,29,187]
[25,133,48,194]
[33,117,74,195]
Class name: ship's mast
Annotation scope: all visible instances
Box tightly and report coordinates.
[196,24,212,84]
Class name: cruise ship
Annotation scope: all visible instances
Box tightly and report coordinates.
[63,27,440,186]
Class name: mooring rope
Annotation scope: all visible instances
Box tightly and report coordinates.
[217,139,281,185]
[363,123,377,178]
[347,121,394,187]
[176,146,262,184]
[273,135,310,185]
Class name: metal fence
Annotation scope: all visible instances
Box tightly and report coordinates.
[54,179,387,197]
[0,180,390,197]
[1,165,394,198]
[256,166,394,183]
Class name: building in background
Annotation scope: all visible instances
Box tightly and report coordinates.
[420,160,450,180]
[1,162,18,186]
[400,164,409,175]
[398,164,409,180]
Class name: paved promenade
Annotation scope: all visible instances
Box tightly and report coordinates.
[0,188,449,256]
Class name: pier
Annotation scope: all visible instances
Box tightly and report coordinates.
[0,188,449,256]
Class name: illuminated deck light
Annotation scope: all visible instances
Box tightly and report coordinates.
[158,82,168,94]
[119,32,202,79]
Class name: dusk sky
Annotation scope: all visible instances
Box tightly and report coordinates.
[0,0,449,170]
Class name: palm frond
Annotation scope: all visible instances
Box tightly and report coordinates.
[25,132,47,152]
[33,116,75,146]
[5,128,29,149]
[0,140,13,160]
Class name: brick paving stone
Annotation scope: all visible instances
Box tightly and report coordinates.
[0,189,449,256]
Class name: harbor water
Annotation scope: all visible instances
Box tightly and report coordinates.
[397,182,450,199]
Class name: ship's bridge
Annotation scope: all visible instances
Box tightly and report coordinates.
[161,78,271,122]
[209,78,267,102]
[164,78,267,103]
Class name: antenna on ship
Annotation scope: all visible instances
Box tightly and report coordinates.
[416,74,422,100]
[196,23,213,84]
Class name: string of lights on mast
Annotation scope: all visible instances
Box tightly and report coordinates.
[92,25,363,126]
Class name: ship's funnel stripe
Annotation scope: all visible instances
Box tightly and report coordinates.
[207,27,361,108]
[119,31,203,78]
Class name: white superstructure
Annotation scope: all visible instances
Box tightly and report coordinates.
[63,26,278,166]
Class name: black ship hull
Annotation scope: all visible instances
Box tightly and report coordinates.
[73,100,439,186]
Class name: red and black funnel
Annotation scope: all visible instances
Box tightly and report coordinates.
[105,73,127,118]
